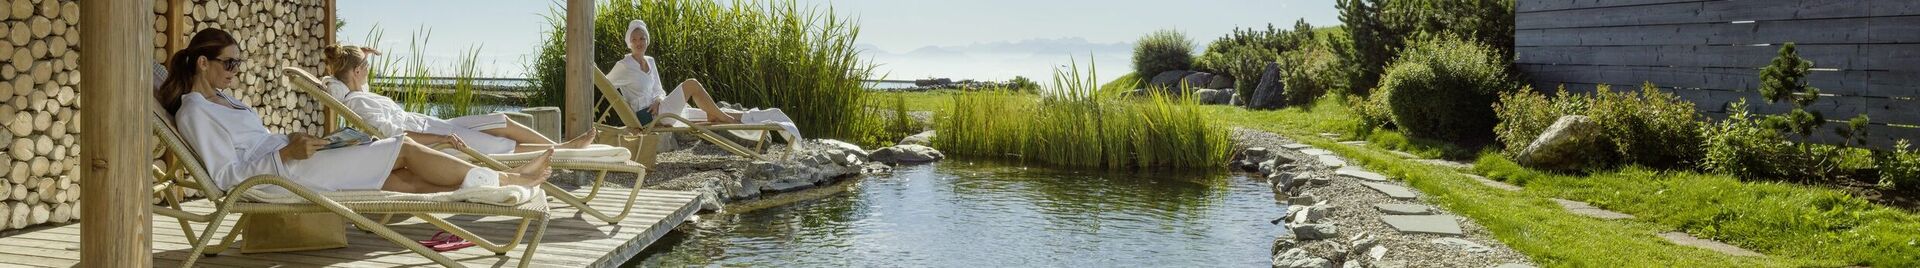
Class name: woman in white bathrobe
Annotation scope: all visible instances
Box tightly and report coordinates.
[606,19,804,142]
[156,28,555,194]
[317,44,598,155]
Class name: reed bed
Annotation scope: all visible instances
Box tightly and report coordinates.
[530,0,874,140]
[935,61,1231,171]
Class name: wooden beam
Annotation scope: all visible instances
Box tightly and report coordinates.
[79,0,156,267]
[563,0,594,137]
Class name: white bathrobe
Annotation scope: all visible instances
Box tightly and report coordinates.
[605,54,804,142]
[323,77,521,154]
[175,92,403,194]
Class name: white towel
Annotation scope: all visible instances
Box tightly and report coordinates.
[241,185,541,207]
[735,108,803,143]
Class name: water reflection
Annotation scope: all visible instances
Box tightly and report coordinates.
[631,161,1283,267]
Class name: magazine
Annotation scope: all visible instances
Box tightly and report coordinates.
[318,127,375,151]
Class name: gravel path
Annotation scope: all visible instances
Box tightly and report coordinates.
[1232,128,1534,268]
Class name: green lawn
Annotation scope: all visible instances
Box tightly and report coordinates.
[876,91,1920,267]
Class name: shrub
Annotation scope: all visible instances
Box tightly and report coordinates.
[1701,100,1802,179]
[1878,140,1920,189]
[1374,36,1516,145]
[1337,0,1516,96]
[1493,83,1704,169]
[1277,40,1347,106]
[1132,29,1194,79]
[1007,76,1040,92]
[528,0,873,140]
[1194,20,1318,99]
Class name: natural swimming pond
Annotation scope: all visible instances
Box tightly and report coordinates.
[627,162,1284,267]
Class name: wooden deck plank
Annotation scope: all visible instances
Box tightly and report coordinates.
[0,187,699,268]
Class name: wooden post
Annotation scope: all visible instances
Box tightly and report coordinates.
[563,0,594,137]
[164,0,184,61]
[80,0,156,267]
[322,0,338,132]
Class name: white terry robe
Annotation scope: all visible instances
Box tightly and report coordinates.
[175,92,403,194]
[323,77,520,154]
[606,55,804,142]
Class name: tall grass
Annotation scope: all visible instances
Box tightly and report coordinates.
[360,25,489,118]
[529,0,873,140]
[934,59,1231,171]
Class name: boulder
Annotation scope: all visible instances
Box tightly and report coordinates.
[1180,72,1216,89]
[900,131,936,146]
[1289,223,1340,240]
[1148,70,1197,93]
[1195,88,1234,105]
[1272,248,1332,268]
[1208,75,1235,89]
[1515,115,1606,171]
[816,139,868,159]
[869,144,945,164]
[1247,62,1286,109]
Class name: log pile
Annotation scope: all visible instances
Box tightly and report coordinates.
[0,0,332,231]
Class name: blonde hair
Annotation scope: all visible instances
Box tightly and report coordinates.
[322,44,368,80]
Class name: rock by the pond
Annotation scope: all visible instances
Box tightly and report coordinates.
[1287,192,1318,205]
[1291,203,1334,224]
[1196,88,1235,104]
[1374,204,1434,215]
[1335,167,1389,182]
[1248,62,1286,109]
[1150,70,1198,93]
[1316,155,1348,167]
[1259,158,1295,175]
[1516,115,1606,171]
[1431,237,1492,254]
[1290,223,1340,240]
[817,139,868,159]
[1383,215,1464,235]
[1346,233,1381,265]
[1273,248,1333,268]
[1359,182,1419,200]
[869,144,945,164]
[900,130,936,146]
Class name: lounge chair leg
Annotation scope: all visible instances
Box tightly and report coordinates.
[517,217,550,268]
[182,213,234,266]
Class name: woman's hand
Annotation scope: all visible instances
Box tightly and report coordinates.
[280,133,324,160]
[406,132,468,149]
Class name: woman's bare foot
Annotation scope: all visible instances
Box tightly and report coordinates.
[561,128,598,149]
[501,149,555,186]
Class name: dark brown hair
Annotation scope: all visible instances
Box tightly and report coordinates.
[321,44,368,81]
[156,28,240,113]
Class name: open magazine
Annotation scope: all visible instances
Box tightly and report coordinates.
[318,127,376,151]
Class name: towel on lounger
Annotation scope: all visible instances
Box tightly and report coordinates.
[241,185,542,207]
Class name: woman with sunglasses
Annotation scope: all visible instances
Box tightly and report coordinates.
[155,28,555,194]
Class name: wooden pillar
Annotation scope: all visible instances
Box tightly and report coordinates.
[164,0,185,61]
[563,0,595,137]
[80,0,157,267]
[323,0,338,132]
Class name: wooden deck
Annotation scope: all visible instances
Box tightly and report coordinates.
[0,187,702,268]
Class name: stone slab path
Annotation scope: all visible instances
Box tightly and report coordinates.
[1468,174,1523,192]
[1552,198,1636,220]
[1383,215,1466,235]
[1336,167,1391,182]
[1375,204,1434,215]
[1659,232,1765,257]
[1316,155,1348,167]
[1360,182,1420,200]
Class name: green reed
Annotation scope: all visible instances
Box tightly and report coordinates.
[361,25,489,118]
[935,59,1231,171]
[529,0,874,140]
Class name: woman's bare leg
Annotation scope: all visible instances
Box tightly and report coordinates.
[381,169,455,193]
[390,138,551,189]
[481,118,557,144]
[490,127,599,153]
[676,79,740,124]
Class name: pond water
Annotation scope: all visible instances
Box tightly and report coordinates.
[627,162,1284,267]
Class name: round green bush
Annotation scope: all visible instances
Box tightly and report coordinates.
[1279,44,1345,106]
[1133,29,1194,79]
[1376,37,1516,145]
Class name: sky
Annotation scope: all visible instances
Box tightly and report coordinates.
[335,0,1339,82]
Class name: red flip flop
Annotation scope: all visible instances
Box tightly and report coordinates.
[418,231,460,247]
[431,240,475,252]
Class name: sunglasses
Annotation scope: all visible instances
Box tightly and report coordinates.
[211,56,246,72]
